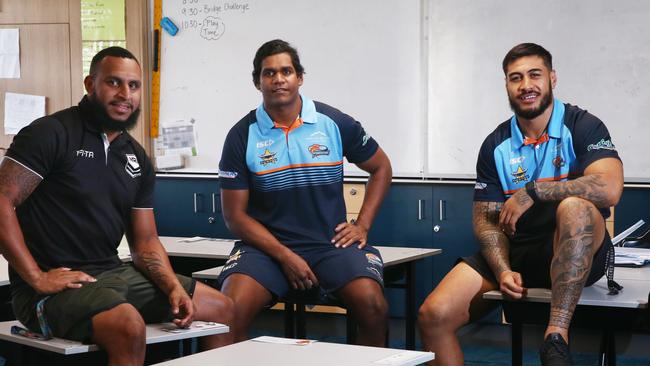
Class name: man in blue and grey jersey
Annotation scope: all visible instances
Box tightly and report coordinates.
[217,39,392,346]
[418,43,623,366]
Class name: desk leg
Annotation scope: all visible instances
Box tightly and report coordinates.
[599,329,616,366]
[511,320,523,366]
[406,262,416,350]
[284,302,295,338]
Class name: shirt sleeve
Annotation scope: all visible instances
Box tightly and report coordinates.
[474,135,506,202]
[218,123,250,190]
[133,152,155,208]
[337,113,379,164]
[5,116,66,178]
[571,112,621,173]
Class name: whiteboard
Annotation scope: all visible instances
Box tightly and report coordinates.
[158,0,425,177]
[427,0,650,181]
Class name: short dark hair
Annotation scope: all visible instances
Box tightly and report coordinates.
[89,46,139,78]
[502,43,552,74]
[252,39,305,86]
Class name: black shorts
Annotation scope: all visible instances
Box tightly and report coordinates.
[461,230,611,289]
[12,264,196,342]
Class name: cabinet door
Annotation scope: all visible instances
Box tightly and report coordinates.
[431,184,479,284]
[614,187,650,235]
[154,177,232,238]
[367,184,433,246]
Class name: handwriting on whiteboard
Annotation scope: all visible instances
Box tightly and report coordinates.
[178,0,251,41]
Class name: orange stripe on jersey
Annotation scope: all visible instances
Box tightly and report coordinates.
[503,174,570,195]
[255,161,343,176]
[274,117,303,144]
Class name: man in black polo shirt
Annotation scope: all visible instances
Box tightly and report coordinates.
[0,47,233,364]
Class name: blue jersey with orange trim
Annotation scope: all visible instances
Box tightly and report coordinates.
[474,99,620,218]
[219,96,378,247]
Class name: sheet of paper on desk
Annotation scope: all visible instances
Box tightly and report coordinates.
[251,336,317,346]
[615,247,650,266]
[160,321,222,333]
[373,350,434,364]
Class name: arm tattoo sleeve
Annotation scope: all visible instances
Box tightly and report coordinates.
[138,251,169,284]
[0,159,41,206]
[473,201,511,278]
[536,174,609,207]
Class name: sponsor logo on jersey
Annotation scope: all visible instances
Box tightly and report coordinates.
[125,154,141,178]
[310,131,327,138]
[511,165,529,183]
[474,182,487,190]
[256,139,275,149]
[510,155,525,165]
[552,155,565,168]
[366,253,383,268]
[587,139,616,152]
[219,170,238,179]
[75,149,95,159]
[259,149,278,166]
[362,133,370,146]
[308,144,330,157]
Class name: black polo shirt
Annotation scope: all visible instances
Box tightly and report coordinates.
[5,96,154,289]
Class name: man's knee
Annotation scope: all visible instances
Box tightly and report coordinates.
[92,303,146,346]
[195,283,235,323]
[418,295,469,330]
[341,280,388,322]
[556,196,599,221]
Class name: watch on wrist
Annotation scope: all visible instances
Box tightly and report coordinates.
[525,181,541,203]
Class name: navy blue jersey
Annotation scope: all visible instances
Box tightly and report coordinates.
[219,95,378,247]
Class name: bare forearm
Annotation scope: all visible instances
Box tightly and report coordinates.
[536,173,621,208]
[0,202,43,285]
[473,202,511,277]
[132,241,181,294]
[224,213,292,262]
[355,166,391,230]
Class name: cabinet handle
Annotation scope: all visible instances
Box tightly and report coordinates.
[418,199,425,220]
[212,193,217,213]
[193,193,198,213]
[439,200,446,221]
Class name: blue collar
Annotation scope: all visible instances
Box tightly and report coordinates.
[255,95,317,135]
[510,98,565,147]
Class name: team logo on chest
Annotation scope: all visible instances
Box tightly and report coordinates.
[125,154,141,178]
[511,166,529,183]
[308,144,330,158]
[75,149,95,159]
[259,149,278,166]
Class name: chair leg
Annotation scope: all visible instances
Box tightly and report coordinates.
[284,302,295,338]
[296,304,306,339]
[346,311,356,344]
[511,320,523,366]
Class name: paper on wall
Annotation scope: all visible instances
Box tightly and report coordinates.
[4,92,45,134]
[157,118,199,157]
[0,29,20,78]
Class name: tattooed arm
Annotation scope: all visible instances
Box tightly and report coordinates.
[0,159,96,293]
[535,157,623,208]
[128,209,195,327]
[499,157,623,235]
[474,201,525,298]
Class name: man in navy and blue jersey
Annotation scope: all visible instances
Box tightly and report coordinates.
[217,39,392,346]
[418,43,623,366]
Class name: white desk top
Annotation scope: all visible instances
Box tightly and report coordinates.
[158,236,441,266]
[483,266,650,309]
[152,337,434,366]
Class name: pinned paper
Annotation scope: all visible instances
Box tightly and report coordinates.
[252,336,317,346]
[4,92,45,134]
[0,29,20,78]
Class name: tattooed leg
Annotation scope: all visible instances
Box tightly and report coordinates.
[547,197,605,342]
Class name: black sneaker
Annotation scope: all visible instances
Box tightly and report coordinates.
[539,333,573,366]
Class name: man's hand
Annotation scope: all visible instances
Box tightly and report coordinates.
[279,251,319,291]
[331,222,368,249]
[31,267,96,295]
[169,286,195,328]
[499,189,534,235]
[498,270,526,300]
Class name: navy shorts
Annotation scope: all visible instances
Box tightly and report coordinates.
[217,242,384,301]
[462,229,611,289]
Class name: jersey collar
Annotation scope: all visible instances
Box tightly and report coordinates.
[510,98,565,147]
[255,95,317,135]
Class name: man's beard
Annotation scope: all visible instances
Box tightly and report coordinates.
[508,89,553,120]
[87,95,140,132]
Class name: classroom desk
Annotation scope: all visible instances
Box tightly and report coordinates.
[152,336,434,366]
[483,266,650,366]
[158,236,441,350]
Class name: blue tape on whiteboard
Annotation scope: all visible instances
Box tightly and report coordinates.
[160,17,179,36]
